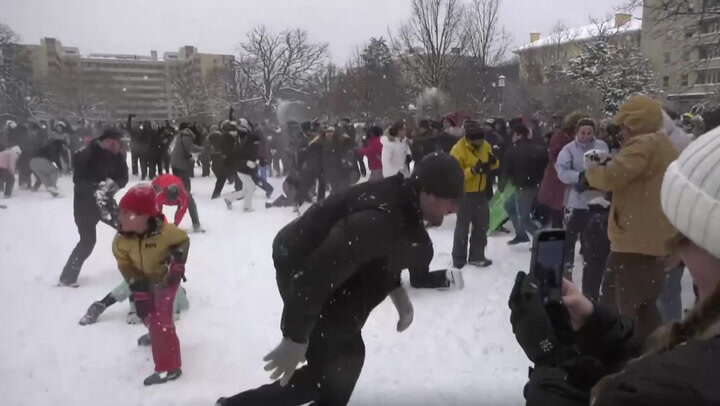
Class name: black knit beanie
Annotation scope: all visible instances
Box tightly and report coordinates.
[412,152,464,199]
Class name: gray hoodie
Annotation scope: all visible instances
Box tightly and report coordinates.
[555,138,609,210]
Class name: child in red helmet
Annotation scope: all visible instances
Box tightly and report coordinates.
[113,184,190,385]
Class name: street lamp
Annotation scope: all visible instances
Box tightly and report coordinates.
[497,75,506,115]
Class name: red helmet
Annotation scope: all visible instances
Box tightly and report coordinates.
[119,184,160,216]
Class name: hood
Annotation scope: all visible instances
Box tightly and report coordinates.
[7,145,22,155]
[613,95,663,135]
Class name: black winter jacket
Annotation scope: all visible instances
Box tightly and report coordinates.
[34,139,68,169]
[274,175,434,343]
[502,138,549,189]
[72,140,129,216]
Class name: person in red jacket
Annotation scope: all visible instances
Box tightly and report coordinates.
[151,174,204,232]
[358,126,383,181]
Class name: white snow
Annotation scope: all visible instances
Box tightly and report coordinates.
[514,17,642,52]
[0,172,695,405]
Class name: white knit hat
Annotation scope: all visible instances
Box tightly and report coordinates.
[661,126,720,258]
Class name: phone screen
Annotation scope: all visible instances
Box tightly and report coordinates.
[531,232,566,291]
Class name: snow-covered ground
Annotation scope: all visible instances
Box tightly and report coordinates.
[0,172,695,406]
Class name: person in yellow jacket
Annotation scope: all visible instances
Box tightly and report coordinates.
[112,184,190,386]
[583,95,679,342]
[450,120,500,268]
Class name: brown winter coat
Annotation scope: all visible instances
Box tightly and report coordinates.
[586,132,679,256]
[538,130,573,210]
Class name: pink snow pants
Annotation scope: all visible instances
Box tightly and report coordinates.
[145,282,181,372]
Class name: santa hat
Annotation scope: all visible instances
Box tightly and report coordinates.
[661,126,720,259]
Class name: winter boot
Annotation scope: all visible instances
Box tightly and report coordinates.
[79,301,107,325]
[469,258,493,268]
[507,236,530,245]
[143,368,182,386]
[137,333,152,346]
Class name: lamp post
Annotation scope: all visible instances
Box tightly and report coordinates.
[497,74,506,115]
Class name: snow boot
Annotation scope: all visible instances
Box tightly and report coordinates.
[137,333,152,346]
[507,236,530,246]
[143,369,182,386]
[79,301,107,325]
[469,258,493,268]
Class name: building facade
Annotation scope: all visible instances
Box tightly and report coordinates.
[13,38,235,121]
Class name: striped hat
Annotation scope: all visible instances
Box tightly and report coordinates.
[661,126,720,258]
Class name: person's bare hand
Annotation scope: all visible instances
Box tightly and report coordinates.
[561,279,594,331]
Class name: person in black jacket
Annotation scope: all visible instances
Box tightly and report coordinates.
[321,126,356,196]
[223,121,261,212]
[501,124,548,244]
[216,152,465,406]
[142,121,163,179]
[58,128,129,287]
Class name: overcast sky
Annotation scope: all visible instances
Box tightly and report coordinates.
[2,0,633,63]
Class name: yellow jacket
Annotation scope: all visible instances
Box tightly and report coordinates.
[112,222,190,285]
[450,137,499,193]
[586,132,678,256]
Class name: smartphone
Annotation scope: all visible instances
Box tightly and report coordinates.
[530,229,566,299]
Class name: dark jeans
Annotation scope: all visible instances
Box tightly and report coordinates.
[581,209,610,301]
[172,167,201,227]
[600,252,665,342]
[212,172,242,199]
[131,149,141,176]
[452,192,489,268]
[564,209,589,274]
[252,171,274,197]
[60,211,100,284]
[658,265,685,323]
[17,155,33,187]
[0,168,15,197]
[505,187,539,240]
[147,151,163,179]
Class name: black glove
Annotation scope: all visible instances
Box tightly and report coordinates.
[472,160,490,175]
[575,172,590,193]
[509,272,571,366]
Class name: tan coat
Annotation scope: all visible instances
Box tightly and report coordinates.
[586,132,679,256]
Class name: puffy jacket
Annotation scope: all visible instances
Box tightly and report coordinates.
[0,146,21,172]
[502,138,549,189]
[152,174,189,226]
[72,140,129,216]
[112,222,189,285]
[381,135,410,178]
[556,138,609,210]
[170,129,202,172]
[538,130,573,210]
[358,136,382,171]
[450,137,500,193]
[231,132,261,175]
[586,132,678,256]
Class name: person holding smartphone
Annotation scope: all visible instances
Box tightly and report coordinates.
[510,124,720,406]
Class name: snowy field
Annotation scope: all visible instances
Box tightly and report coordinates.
[0,171,694,406]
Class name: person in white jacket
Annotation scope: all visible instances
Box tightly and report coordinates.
[381,121,411,178]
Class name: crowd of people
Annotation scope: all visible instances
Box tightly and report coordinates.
[2,91,719,404]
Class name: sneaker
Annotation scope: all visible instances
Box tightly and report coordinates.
[192,224,206,233]
[57,280,80,288]
[143,369,182,386]
[78,301,107,325]
[137,333,152,346]
[224,198,233,210]
[126,311,142,325]
[507,236,530,246]
[468,259,492,268]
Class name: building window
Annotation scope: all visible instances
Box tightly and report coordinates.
[696,69,720,84]
[700,18,720,34]
[681,73,689,87]
[664,52,671,64]
[663,76,670,88]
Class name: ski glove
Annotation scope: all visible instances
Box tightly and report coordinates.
[509,271,565,366]
[574,172,591,193]
[246,161,257,169]
[583,149,611,169]
[263,338,309,387]
[132,291,153,321]
[389,286,414,332]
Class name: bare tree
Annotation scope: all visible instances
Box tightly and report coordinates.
[465,0,512,68]
[237,25,328,115]
[168,68,210,120]
[390,0,468,89]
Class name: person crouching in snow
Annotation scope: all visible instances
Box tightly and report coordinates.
[153,173,204,232]
[113,184,189,385]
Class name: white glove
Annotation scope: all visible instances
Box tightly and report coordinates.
[263,338,308,386]
[246,161,257,169]
[583,149,611,169]
[389,286,414,332]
